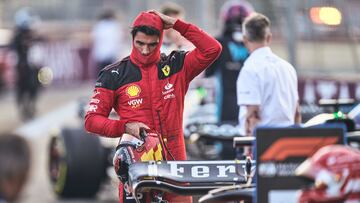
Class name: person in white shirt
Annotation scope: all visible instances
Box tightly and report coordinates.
[236,13,301,136]
[160,2,194,55]
[91,10,123,74]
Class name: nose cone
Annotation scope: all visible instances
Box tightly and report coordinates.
[295,158,313,178]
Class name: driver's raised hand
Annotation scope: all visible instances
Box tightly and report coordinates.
[148,10,176,30]
[125,122,150,139]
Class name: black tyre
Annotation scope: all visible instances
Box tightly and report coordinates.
[49,128,106,198]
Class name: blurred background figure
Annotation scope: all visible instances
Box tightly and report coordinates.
[91,9,123,75]
[205,0,254,124]
[0,53,7,95]
[0,134,31,203]
[160,2,194,54]
[11,7,42,121]
[160,2,200,126]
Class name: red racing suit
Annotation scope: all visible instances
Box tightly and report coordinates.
[85,12,221,203]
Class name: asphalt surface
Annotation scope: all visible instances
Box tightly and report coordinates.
[0,82,118,203]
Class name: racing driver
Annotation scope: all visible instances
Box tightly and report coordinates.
[85,10,222,203]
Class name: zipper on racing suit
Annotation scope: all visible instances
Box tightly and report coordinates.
[146,69,156,128]
[156,110,175,160]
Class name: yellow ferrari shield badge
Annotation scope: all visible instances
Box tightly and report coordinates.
[162,65,170,76]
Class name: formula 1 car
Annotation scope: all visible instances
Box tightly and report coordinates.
[48,98,360,201]
[48,124,360,202]
[304,99,357,131]
[113,131,255,203]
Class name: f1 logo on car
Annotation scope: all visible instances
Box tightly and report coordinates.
[260,136,339,161]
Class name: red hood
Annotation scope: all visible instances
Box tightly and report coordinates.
[130,11,163,67]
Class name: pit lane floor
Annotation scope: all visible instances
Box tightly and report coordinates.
[0,82,118,203]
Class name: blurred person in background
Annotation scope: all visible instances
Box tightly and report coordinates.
[11,7,42,121]
[85,9,221,203]
[160,2,201,125]
[237,13,301,138]
[205,0,254,124]
[0,134,31,203]
[0,54,6,95]
[160,2,194,54]
[91,9,123,74]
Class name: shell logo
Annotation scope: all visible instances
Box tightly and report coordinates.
[126,85,141,98]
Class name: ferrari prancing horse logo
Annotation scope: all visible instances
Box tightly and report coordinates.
[162,65,170,76]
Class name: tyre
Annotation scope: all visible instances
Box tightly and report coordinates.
[49,128,106,198]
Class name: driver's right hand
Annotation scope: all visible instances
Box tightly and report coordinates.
[125,122,150,139]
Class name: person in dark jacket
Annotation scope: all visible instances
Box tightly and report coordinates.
[205,0,254,123]
[11,8,41,120]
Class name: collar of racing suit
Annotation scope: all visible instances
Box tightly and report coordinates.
[130,11,163,67]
